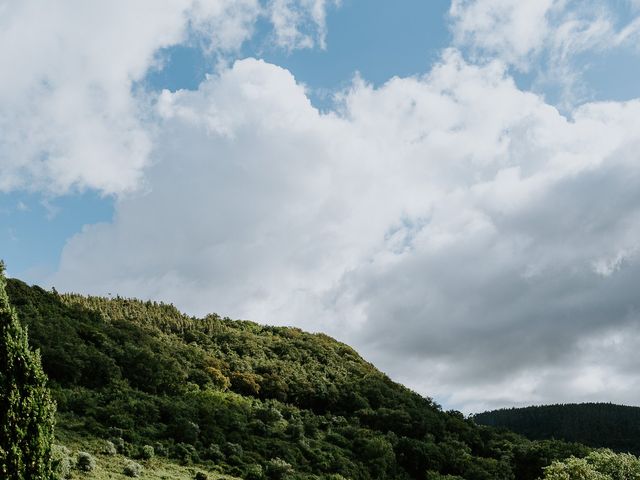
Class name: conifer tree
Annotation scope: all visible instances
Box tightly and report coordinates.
[0,261,56,479]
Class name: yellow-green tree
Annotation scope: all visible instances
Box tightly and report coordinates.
[543,450,640,480]
[0,262,56,479]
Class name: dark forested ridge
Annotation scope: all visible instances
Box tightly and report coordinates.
[6,277,591,480]
[473,403,640,454]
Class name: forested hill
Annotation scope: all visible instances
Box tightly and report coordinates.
[7,277,590,480]
[473,403,640,454]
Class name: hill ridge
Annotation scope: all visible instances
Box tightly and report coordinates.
[473,403,640,455]
[6,277,591,479]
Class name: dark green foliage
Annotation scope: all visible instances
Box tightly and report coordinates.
[0,263,56,480]
[76,451,95,472]
[5,276,594,480]
[474,403,640,454]
[265,457,293,479]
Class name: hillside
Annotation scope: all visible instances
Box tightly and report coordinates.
[472,403,640,455]
[6,278,590,480]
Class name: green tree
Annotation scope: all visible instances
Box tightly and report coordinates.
[543,450,640,480]
[0,262,56,479]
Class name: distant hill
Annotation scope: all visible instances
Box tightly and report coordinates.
[473,403,640,454]
[6,277,591,479]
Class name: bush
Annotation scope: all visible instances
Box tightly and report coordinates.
[76,452,96,472]
[112,437,126,453]
[266,457,293,480]
[154,442,168,457]
[245,463,265,480]
[102,440,117,455]
[223,442,243,458]
[195,472,208,480]
[123,460,143,477]
[52,445,74,479]
[140,444,155,460]
[204,443,223,462]
[173,442,198,465]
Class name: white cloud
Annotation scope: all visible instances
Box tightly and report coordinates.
[267,0,338,50]
[450,0,640,106]
[5,0,640,414]
[0,0,334,196]
[450,0,640,65]
[450,0,556,67]
[52,52,640,412]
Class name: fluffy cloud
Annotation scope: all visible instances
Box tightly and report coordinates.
[268,0,339,49]
[53,52,640,412]
[450,0,640,65]
[0,0,333,195]
[450,0,556,66]
[450,0,640,105]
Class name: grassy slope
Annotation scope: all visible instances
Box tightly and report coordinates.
[57,432,239,480]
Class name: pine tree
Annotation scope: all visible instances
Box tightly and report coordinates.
[0,261,56,479]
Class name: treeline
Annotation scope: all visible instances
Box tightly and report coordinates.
[7,278,590,479]
[473,403,640,454]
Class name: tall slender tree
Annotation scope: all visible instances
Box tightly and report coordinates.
[0,261,56,479]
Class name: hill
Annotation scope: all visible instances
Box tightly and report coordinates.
[473,403,640,454]
[6,278,591,479]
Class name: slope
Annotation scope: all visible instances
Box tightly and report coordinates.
[7,278,589,480]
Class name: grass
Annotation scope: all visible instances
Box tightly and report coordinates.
[56,431,240,480]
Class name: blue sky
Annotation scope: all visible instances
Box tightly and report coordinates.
[3,0,640,411]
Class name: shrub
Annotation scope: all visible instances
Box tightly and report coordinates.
[76,452,96,472]
[123,460,143,477]
[204,443,223,462]
[195,472,208,480]
[172,419,200,444]
[112,437,126,453]
[140,445,154,460]
[102,440,117,455]
[245,463,265,480]
[52,445,74,479]
[154,442,168,457]
[266,457,293,479]
[173,442,198,465]
[223,442,243,458]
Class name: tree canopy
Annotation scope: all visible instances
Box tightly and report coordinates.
[473,403,640,454]
[543,450,640,480]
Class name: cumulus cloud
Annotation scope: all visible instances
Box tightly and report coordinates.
[0,0,334,195]
[52,52,640,412]
[5,0,640,413]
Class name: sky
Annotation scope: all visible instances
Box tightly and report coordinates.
[2,0,640,413]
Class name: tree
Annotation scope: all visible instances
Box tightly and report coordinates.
[0,261,56,479]
[542,450,640,480]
